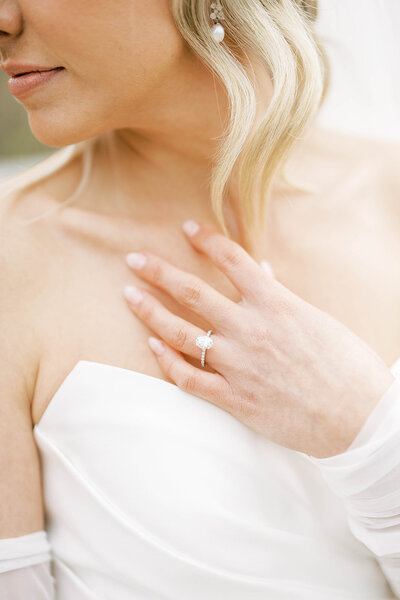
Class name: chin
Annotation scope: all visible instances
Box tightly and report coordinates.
[27,110,102,148]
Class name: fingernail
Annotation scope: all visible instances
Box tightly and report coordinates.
[182,220,199,236]
[261,259,274,277]
[148,336,165,355]
[126,252,147,269]
[124,285,144,304]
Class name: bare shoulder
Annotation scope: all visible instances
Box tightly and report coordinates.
[0,151,84,305]
[0,160,63,288]
[296,124,400,223]
[0,153,81,414]
[333,128,400,193]
[344,131,400,230]
[0,170,62,536]
[0,199,46,416]
[0,149,83,224]
[362,134,400,223]
[280,125,400,366]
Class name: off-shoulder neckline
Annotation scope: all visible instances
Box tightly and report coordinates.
[33,357,400,429]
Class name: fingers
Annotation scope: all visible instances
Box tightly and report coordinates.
[260,259,275,277]
[123,284,224,366]
[125,251,240,334]
[147,335,235,414]
[181,220,275,304]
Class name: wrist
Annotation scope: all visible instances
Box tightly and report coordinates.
[314,367,396,459]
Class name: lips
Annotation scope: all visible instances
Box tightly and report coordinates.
[12,67,62,77]
[0,62,65,77]
[6,66,66,97]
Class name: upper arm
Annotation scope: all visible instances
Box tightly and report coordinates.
[0,373,45,539]
[0,221,44,539]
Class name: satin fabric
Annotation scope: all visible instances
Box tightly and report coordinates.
[30,358,400,599]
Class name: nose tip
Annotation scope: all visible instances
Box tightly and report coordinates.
[0,3,23,41]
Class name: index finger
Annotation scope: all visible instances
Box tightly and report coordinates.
[182,220,273,303]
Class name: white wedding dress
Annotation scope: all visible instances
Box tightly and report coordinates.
[3,356,394,599]
[2,2,400,595]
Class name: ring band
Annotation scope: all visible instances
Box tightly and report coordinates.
[195,329,214,367]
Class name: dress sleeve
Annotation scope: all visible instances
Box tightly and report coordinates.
[0,530,55,599]
[307,362,400,598]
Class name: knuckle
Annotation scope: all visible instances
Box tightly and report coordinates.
[149,261,163,285]
[217,246,243,270]
[211,385,231,411]
[140,296,155,321]
[166,356,180,381]
[269,291,296,318]
[250,325,270,348]
[178,373,197,394]
[171,325,188,349]
[236,391,259,423]
[178,281,202,307]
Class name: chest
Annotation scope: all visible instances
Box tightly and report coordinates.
[31,198,400,426]
[31,219,244,424]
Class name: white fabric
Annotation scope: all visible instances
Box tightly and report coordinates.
[0,530,55,599]
[0,562,55,600]
[262,258,400,597]
[308,359,400,598]
[28,358,399,599]
[3,5,399,594]
[0,530,52,574]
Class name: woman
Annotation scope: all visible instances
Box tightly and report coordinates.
[0,0,399,598]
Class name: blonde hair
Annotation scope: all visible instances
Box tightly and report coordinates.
[1,0,329,237]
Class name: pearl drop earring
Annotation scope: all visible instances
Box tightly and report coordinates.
[210,2,225,43]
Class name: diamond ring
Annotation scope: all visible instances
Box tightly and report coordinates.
[195,329,214,368]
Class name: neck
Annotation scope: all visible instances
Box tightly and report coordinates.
[86,51,273,249]
[100,128,249,247]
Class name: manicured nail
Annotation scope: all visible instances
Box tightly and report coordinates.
[182,220,199,236]
[261,259,274,277]
[124,285,144,304]
[126,252,147,269]
[148,336,165,355]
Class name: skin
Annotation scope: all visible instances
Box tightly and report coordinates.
[0,0,400,535]
[0,0,260,233]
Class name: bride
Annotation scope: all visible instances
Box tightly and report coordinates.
[0,1,399,598]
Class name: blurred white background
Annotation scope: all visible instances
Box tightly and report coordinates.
[315,0,400,141]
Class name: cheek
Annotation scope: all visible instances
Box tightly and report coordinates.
[23,0,185,146]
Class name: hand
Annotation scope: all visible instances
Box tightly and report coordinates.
[123,220,395,458]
